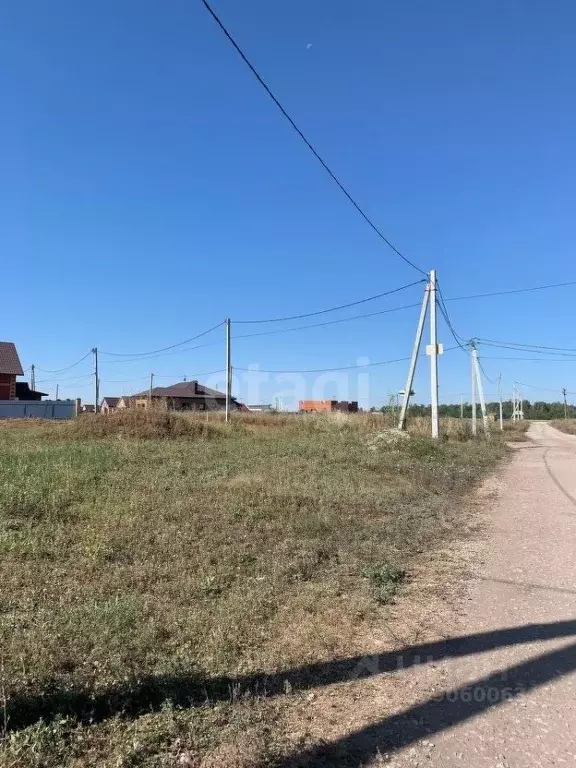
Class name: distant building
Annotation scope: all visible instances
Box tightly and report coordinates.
[120,380,243,412]
[246,404,273,412]
[101,397,120,414]
[0,341,24,400]
[81,404,96,413]
[299,400,359,414]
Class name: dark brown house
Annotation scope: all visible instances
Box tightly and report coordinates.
[15,382,48,401]
[0,342,24,400]
[122,380,242,411]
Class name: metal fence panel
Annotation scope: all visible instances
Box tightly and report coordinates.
[0,401,75,420]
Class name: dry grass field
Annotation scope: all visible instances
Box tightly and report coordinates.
[550,419,576,436]
[0,411,525,766]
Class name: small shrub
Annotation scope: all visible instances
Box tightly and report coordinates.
[362,563,406,604]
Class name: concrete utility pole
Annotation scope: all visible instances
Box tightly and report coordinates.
[470,343,477,436]
[460,393,464,419]
[563,387,568,419]
[512,386,524,421]
[398,281,430,431]
[55,384,59,401]
[471,344,490,436]
[149,373,154,408]
[92,347,99,414]
[498,372,504,431]
[225,318,232,423]
[31,364,36,392]
[428,269,440,439]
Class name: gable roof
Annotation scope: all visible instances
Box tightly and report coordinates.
[101,397,120,407]
[0,342,24,375]
[131,380,231,400]
[15,382,48,398]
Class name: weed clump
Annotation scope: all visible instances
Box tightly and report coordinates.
[362,563,407,604]
[69,410,222,440]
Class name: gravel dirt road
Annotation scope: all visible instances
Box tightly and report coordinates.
[281,422,576,767]
[383,421,576,767]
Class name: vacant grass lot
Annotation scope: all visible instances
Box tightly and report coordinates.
[0,412,513,767]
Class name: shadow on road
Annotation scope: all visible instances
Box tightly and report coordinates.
[275,639,576,767]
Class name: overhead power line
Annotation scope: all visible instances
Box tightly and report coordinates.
[477,337,576,354]
[478,341,576,358]
[98,294,424,365]
[100,321,225,358]
[435,281,468,355]
[234,280,425,324]
[482,355,576,362]
[36,351,92,374]
[476,356,495,384]
[514,381,564,394]
[445,279,576,303]
[235,346,459,374]
[199,0,427,277]
[233,301,422,340]
[101,369,226,386]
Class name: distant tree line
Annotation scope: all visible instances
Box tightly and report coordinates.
[371,400,575,420]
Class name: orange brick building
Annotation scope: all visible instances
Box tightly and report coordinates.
[299,400,359,413]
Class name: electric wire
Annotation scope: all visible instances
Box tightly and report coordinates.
[444,279,576,303]
[199,0,427,277]
[435,281,469,354]
[477,357,495,384]
[234,280,425,323]
[234,346,459,374]
[477,337,576,353]
[514,381,564,394]
[233,301,422,340]
[35,351,92,374]
[477,341,576,358]
[100,321,225,357]
[481,355,576,362]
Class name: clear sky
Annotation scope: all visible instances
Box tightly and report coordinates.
[2,0,576,407]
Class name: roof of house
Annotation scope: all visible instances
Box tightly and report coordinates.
[15,382,48,397]
[131,380,232,400]
[101,397,120,407]
[0,342,24,376]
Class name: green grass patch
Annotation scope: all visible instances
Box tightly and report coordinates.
[0,413,508,766]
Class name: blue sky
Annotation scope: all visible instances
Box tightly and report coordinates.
[2,0,576,407]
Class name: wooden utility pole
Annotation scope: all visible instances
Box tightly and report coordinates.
[31,364,36,392]
[149,373,154,408]
[225,319,232,423]
[55,384,59,401]
[563,387,568,419]
[92,347,99,413]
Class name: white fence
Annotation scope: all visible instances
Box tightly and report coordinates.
[0,400,76,420]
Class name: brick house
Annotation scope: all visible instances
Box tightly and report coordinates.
[0,342,24,400]
[120,380,242,411]
[299,400,359,413]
